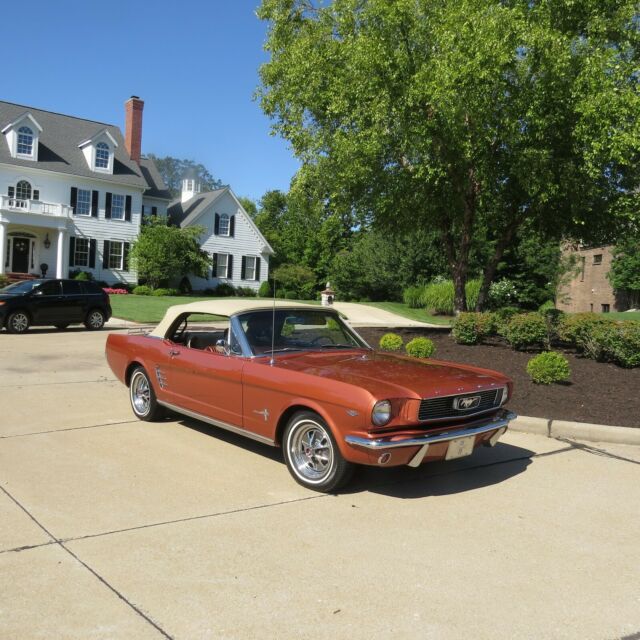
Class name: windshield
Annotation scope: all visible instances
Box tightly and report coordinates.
[238,309,368,356]
[0,280,43,294]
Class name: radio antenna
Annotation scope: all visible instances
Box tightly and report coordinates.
[270,276,277,366]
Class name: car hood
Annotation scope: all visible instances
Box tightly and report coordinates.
[0,293,18,301]
[272,349,509,399]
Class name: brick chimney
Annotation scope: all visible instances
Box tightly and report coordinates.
[124,96,144,162]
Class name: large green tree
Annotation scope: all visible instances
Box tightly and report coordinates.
[257,0,640,311]
[130,218,210,289]
[608,236,640,308]
[148,155,223,199]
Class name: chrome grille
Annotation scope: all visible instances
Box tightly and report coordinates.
[418,389,501,421]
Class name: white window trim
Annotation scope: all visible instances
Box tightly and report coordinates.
[76,189,92,216]
[93,142,113,173]
[16,126,35,159]
[219,213,230,237]
[108,241,124,271]
[245,255,257,281]
[74,238,90,267]
[111,194,125,221]
[216,253,229,278]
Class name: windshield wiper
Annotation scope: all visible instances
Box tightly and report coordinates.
[264,347,304,354]
[316,344,361,349]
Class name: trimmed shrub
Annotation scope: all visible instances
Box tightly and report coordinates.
[589,321,640,368]
[452,312,496,345]
[538,300,556,313]
[258,280,272,298]
[505,313,548,350]
[493,306,521,336]
[379,333,403,351]
[405,337,436,358]
[178,276,193,295]
[557,313,613,347]
[236,286,257,297]
[70,270,93,281]
[132,285,153,296]
[284,291,298,300]
[213,283,236,297]
[152,288,179,296]
[0,274,10,289]
[526,351,571,384]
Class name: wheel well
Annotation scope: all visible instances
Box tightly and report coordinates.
[125,361,144,387]
[5,308,31,325]
[275,404,321,447]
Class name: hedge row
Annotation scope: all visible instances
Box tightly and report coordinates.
[451,310,640,368]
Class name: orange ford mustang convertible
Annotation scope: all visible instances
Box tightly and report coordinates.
[106,300,516,492]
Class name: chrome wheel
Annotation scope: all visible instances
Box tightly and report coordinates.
[7,311,29,334]
[130,371,151,417]
[86,310,105,330]
[288,419,334,483]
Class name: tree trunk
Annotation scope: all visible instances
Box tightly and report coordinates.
[475,217,521,311]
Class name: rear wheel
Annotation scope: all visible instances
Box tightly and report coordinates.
[85,309,105,330]
[6,311,30,334]
[129,367,164,421]
[283,411,354,493]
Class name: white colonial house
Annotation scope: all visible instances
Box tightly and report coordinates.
[168,177,273,291]
[0,97,271,290]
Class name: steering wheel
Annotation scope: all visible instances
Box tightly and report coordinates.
[310,335,333,346]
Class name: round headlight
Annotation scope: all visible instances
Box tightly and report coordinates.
[372,400,392,426]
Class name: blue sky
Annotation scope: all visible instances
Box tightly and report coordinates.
[3,0,299,202]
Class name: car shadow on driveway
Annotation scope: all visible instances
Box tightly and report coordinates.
[173,414,537,498]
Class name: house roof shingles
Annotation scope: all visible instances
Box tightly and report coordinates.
[0,100,170,199]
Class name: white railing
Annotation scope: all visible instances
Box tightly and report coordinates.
[0,195,73,218]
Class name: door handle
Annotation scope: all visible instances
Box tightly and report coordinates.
[168,349,181,357]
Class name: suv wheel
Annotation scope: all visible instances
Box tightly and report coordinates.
[6,311,30,334]
[85,309,105,330]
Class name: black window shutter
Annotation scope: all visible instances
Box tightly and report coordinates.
[230,215,235,237]
[91,191,99,217]
[70,187,78,213]
[123,243,130,270]
[214,213,220,235]
[125,196,132,221]
[33,189,40,200]
[151,206,157,216]
[8,186,14,198]
[227,255,233,279]
[255,257,261,281]
[103,240,110,268]
[69,237,76,267]
[89,239,96,268]
[212,253,218,275]
[105,193,112,219]
[241,256,247,280]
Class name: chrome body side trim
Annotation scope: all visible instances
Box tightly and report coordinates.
[345,411,517,451]
[157,400,276,446]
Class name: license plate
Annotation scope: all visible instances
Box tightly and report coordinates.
[445,436,475,460]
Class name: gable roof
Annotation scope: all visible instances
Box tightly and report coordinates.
[167,187,274,254]
[0,100,168,198]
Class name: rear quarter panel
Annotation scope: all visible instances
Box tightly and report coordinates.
[105,333,163,387]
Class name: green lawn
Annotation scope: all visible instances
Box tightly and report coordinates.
[357,301,454,326]
[109,295,318,323]
[606,311,640,321]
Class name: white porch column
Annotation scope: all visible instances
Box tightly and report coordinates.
[56,228,67,278]
[0,221,7,276]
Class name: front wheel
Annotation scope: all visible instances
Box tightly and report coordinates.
[129,367,164,421]
[85,309,105,330]
[283,411,354,493]
[6,311,30,334]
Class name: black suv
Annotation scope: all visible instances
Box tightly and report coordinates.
[0,279,112,333]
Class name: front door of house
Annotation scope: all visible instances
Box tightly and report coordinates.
[11,238,30,273]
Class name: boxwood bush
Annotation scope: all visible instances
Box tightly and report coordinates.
[379,333,403,351]
[452,312,496,345]
[526,352,571,384]
[132,285,152,296]
[152,288,179,296]
[405,337,436,358]
[505,312,548,350]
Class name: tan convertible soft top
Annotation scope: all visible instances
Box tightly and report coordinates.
[149,299,324,338]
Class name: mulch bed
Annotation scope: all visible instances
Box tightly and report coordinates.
[358,327,640,428]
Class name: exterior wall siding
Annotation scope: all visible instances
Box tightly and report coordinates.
[183,191,270,291]
[1,164,147,284]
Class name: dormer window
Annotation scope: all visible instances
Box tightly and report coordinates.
[95,142,110,169]
[17,127,34,156]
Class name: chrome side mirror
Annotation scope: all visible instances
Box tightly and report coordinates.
[215,339,230,355]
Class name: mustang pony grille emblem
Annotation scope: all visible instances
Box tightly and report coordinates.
[253,409,270,422]
[454,395,481,410]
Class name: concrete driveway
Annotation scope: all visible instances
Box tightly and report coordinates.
[1,328,639,639]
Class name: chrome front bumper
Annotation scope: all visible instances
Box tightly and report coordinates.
[345,410,517,467]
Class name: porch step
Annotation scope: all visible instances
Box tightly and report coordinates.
[5,272,40,283]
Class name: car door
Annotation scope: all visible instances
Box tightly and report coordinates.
[60,280,85,322]
[29,280,64,324]
[160,329,244,427]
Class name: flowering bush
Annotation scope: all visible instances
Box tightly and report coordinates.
[103,288,128,295]
[488,278,518,309]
